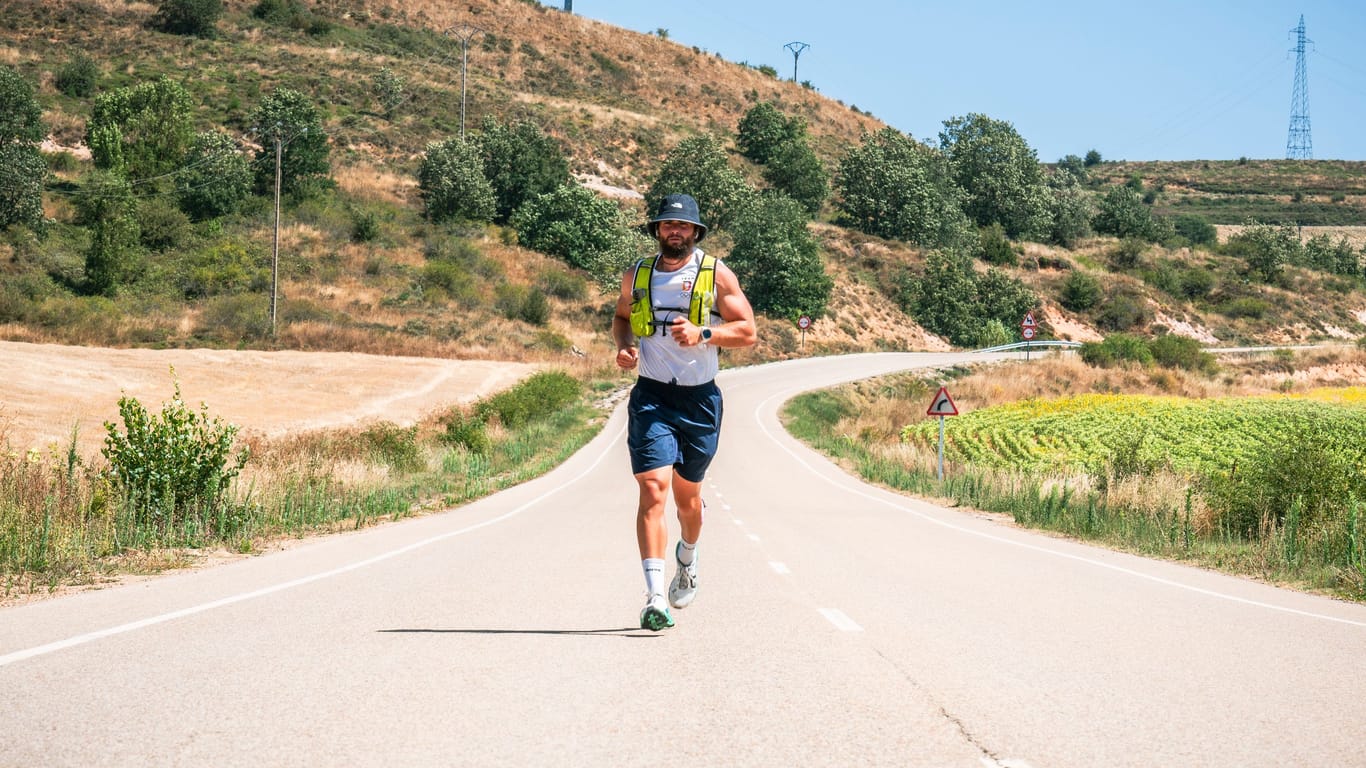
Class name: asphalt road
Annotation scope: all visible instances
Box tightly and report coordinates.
[3,352,1365,767]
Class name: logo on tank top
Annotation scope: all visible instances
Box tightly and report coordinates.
[682,279,694,292]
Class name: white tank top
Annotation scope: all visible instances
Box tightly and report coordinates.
[638,249,719,386]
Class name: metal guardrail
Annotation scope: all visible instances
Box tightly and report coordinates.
[974,340,1083,354]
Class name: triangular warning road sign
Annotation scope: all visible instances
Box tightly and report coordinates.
[926,386,959,416]
[1021,310,1037,328]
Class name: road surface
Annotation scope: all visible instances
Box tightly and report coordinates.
[3,352,1364,767]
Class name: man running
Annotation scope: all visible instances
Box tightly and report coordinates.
[612,193,757,631]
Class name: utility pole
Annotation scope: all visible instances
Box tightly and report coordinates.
[445,24,486,139]
[784,41,809,83]
[271,130,281,335]
[259,122,310,336]
[1286,15,1312,160]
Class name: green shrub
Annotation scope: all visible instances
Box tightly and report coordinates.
[976,223,1015,266]
[55,51,98,97]
[102,378,250,535]
[441,409,490,455]
[350,209,380,243]
[477,370,580,428]
[137,198,193,252]
[1179,268,1216,299]
[1080,333,1152,368]
[1149,333,1217,374]
[495,284,549,325]
[1173,214,1217,246]
[196,293,271,339]
[1059,270,1101,311]
[1095,292,1148,331]
[360,423,422,474]
[1217,297,1271,319]
[150,0,223,37]
[538,268,587,300]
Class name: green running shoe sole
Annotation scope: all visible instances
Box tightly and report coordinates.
[640,606,675,631]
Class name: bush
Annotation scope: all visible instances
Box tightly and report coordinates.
[976,223,1015,266]
[418,137,495,223]
[150,0,222,37]
[1080,333,1152,368]
[1179,268,1216,299]
[1059,270,1101,312]
[177,130,252,220]
[101,379,250,535]
[55,52,98,97]
[1095,292,1148,331]
[1217,297,1271,319]
[441,409,490,455]
[477,370,580,428]
[495,284,550,326]
[1173,214,1217,247]
[1149,333,1217,374]
[137,198,193,252]
[350,209,380,243]
[360,423,422,474]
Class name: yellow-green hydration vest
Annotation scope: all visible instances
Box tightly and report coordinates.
[629,253,718,337]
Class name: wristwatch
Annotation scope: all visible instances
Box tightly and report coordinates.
[699,327,713,344]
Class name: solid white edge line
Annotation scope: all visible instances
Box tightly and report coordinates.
[0,424,628,669]
[754,389,1366,629]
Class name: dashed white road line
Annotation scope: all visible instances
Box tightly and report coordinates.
[819,608,863,632]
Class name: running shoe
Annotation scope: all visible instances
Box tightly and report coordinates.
[640,593,674,631]
[668,541,698,609]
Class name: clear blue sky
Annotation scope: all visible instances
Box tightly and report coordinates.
[542,1,1366,162]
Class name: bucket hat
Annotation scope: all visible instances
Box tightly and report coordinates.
[647,193,707,242]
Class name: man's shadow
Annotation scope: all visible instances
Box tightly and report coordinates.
[379,628,659,638]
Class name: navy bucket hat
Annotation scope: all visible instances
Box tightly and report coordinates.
[647,193,707,242]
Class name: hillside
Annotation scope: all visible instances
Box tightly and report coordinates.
[2,0,1365,362]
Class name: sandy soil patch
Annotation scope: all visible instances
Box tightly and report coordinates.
[0,341,538,458]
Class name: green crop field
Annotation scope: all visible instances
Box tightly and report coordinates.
[901,388,1366,477]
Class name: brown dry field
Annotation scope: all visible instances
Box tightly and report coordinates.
[0,341,539,459]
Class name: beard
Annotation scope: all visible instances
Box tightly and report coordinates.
[659,234,695,260]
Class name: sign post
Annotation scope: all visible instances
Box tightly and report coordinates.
[1021,310,1038,360]
[797,315,811,351]
[926,386,959,481]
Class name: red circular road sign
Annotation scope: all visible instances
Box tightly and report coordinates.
[1022,326,1036,340]
[798,315,811,330]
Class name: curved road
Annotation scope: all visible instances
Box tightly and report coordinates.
[3,352,1364,767]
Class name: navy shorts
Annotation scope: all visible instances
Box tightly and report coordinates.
[627,376,723,483]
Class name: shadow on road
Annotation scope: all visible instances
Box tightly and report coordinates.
[378,628,658,638]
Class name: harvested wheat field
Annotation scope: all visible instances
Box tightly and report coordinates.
[0,341,538,458]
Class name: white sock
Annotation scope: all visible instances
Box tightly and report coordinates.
[643,558,666,597]
[677,538,697,566]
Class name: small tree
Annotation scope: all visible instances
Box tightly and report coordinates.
[1046,172,1093,248]
[149,0,223,37]
[249,87,330,196]
[418,137,495,224]
[835,127,969,248]
[474,117,571,224]
[87,76,195,180]
[1224,222,1299,283]
[0,65,44,147]
[177,130,252,220]
[511,183,645,288]
[939,113,1050,240]
[645,133,754,234]
[736,101,802,165]
[763,139,828,216]
[1084,149,1103,166]
[77,171,143,296]
[0,142,47,230]
[727,192,831,320]
[372,67,405,118]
